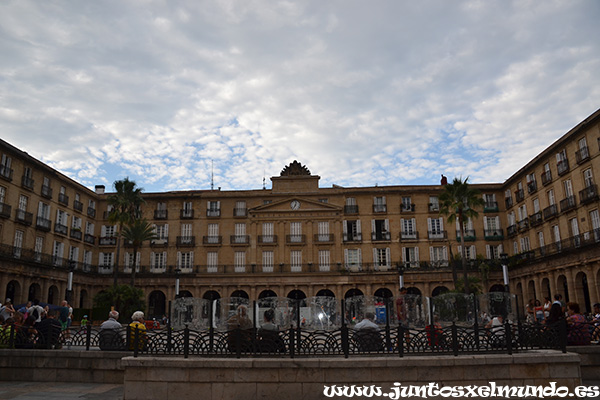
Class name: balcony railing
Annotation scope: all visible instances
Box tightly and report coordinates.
[202,236,222,245]
[514,189,525,203]
[84,234,96,245]
[529,212,543,227]
[507,224,517,237]
[15,209,33,226]
[483,229,503,240]
[505,197,513,209]
[154,210,168,220]
[54,223,68,235]
[58,193,69,205]
[87,207,96,218]
[400,231,418,241]
[527,181,537,194]
[41,185,53,199]
[180,209,194,219]
[286,234,306,244]
[233,208,247,217]
[0,165,13,181]
[343,233,362,242]
[371,232,391,241]
[230,235,250,245]
[400,204,415,212]
[150,238,168,247]
[73,200,83,212]
[557,159,569,176]
[0,202,11,219]
[99,236,117,246]
[21,175,34,190]
[543,204,558,220]
[456,229,476,241]
[517,219,529,232]
[427,231,447,240]
[176,236,196,247]
[344,205,358,214]
[70,229,82,240]
[541,170,552,186]
[372,204,387,213]
[559,195,576,212]
[207,209,221,218]
[36,216,52,231]
[258,235,278,244]
[483,202,498,212]
[314,233,334,243]
[575,146,590,164]
[579,185,599,205]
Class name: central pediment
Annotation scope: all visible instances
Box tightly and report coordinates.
[250,197,341,215]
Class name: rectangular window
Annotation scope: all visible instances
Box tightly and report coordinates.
[18,195,28,211]
[291,250,302,272]
[373,196,386,212]
[69,246,79,263]
[429,196,439,211]
[590,210,600,242]
[290,222,302,242]
[34,237,43,261]
[343,220,361,241]
[317,221,330,241]
[519,237,530,252]
[564,180,573,197]
[153,224,169,240]
[485,244,503,260]
[151,251,167,270]
[401,218,416,236]
[318,250,330,272]
[207,223,219,244]
[402,246,419,268]
[178,251,194,269]
[262,222,274,243]
[102,225,116,237]
[207,252,218,273]
[429,246,448,267]
[100,252,114,268]
[13,230,23,258]
[344,248,362,271]
[583,168,594,187]
[234,251,245,272]
[373,247,391,270]
[262,251,274,272]
[233,223,246,243]
[401,196,412,211]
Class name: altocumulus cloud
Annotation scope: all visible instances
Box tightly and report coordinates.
[0,0,599,192]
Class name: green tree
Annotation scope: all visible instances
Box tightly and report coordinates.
[107,177,145,287]
[93,284,145,323]
[439,177,484,294]
[121,219,157,287]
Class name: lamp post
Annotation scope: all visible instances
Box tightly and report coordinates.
[175,268,181,298]
[500,253,509,293]
[66,261,75,304]
[397,262,405,289]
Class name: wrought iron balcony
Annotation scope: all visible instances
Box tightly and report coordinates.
[0,165,13,181]
[557,159,569,176]
[314,233,334,243]
[527,181,537,194]
[371,231,391,241]
[427,231,447,240]
[428,203,439,212]
[202,236,222,245]
[541,170,552,186]
[483,201,498,212]
[456,229,476,241]
[58,193,69,205]
[575,146,590,164]
[54,223,68,235]
[15,209,33,226]
[84,234,96,245]
[286,234,306,244]
[154,209,168,220]
[372,204,387,213]
[36,216,52,231]
[517,219,529,232]
[400,231,418,241]
[21,175,34,190]
[230,235,249,245]
[559,195,576,212]
[180,209,194,219]
[507,224,517,237]
[0,202,11,219]
[206,209,221,218]
[233,208,247,217]
[70,229,82,240]
[483,229,503,240]
[150,238,168,247]
[579,185,599,205]
[401,203,415,212]
[73,200,83,212]
[258,235,278,244]
[529,212,543,227]
[514,189,525,203]
[41,185,53,199]
[177,236,196,247]
[543,204,558,220]
[505,197,513,209]
[99,236,117,246]
[344,205,359,214]
[87,207,96,218]
[343,233,362,242]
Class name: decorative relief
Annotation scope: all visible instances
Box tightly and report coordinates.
[280,160,311,176]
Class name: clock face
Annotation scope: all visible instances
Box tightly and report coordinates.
[290,200,300,210]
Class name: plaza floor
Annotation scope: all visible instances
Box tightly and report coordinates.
[0,382,123,400]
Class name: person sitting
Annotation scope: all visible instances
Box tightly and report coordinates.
[485,315,505,348]
[227,305,254,353]
[99,310,124,350]
[257,309,285,353]
[353,312,383,351]
[35,309,62,349]
[566,302,590,346]
[128,311,148,351]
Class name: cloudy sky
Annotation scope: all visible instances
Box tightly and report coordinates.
[1,1,599,193]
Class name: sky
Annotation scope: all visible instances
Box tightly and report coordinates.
[0,1,599,193]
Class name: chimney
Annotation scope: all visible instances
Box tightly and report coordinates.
[95,185,105,194]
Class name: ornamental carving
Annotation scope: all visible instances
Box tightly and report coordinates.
[280,160,311,176]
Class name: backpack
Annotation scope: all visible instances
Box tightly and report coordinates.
[31,307,39,321]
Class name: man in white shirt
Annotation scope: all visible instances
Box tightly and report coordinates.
[28,299,45,324]
[354,312,379,330]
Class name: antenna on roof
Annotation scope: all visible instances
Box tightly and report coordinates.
[211,160,214,191]
[263,169,266,190]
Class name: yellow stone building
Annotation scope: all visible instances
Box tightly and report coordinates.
[0,108,599,318]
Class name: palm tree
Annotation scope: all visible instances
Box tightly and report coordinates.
[439,177,484,294]
[121,219,157,287]
[107,177,145,287]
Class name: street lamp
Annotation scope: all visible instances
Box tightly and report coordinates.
[174,268,181,298]
[397,262,405,289]
[66,261,75,304]
[500,253,509,293]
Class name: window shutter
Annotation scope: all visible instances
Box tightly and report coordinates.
[190,251,194,266]
[429,247,434,261]
[373,248,377,264]
[124,252,130,267]
[470,245,476,259]
[177,251,181,267]
[439,218,444,230]
[443,246,448,260]
[486,245,491,259]
[499,244,504,254]
[357,249,362,267]
[151,252,155,267]
[342,221,348,235]
[101,225,107,237]
[427,218,432,231]
[495,216,501,228]
[164,224,169,238]
[401,247,406,262]
[217,201,220,209]
[415,247,419,262]
[356,220,361,233]
[386,248,391,266]
[371,220,376,233]
[344,249,349,266]
[483,218,488,230]
[163,252,167,267]
[384,219,390,232]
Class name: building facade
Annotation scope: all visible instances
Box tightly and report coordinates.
[1,109,599,318]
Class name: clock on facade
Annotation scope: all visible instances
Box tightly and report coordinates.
[290,200,300,210]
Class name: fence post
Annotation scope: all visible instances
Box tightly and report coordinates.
[85,321,91,351]
[133,327,140,358]
[451,322,458,356]
[505,321,512,355]
[559,318,567,353]
[125,325,131,350]
[167,300,172,354]
[235,327,241,359]
[290,327,295,358]
[341,325,349,358]
[8,323,15,349]
[398,325,404,357]
[384,298,392,352]
[209,300,214,353]
[184,325,190,359]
